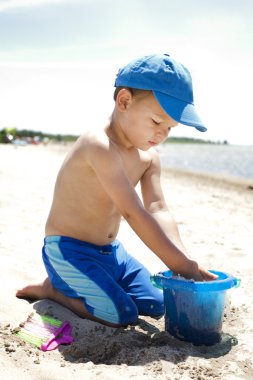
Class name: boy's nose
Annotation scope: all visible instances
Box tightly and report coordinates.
[155,126,168,141]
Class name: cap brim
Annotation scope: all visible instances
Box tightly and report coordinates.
[153,91,207,132]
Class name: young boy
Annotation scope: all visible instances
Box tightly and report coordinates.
[17,54,217,327]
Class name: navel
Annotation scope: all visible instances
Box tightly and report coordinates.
[108,233,113,239]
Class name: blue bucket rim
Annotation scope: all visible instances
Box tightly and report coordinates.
[151,270,239,292]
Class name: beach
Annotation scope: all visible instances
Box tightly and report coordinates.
[0,143,253,380]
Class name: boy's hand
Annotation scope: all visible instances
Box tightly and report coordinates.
[173,260,218,282]
[191,264,218,282]
[174,260,219,282]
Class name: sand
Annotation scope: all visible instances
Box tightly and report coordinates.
[0,143,253,380]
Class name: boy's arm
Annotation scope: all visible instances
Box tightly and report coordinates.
[88,141,216,281]
[140,149,216,280]
[140,149,188,255]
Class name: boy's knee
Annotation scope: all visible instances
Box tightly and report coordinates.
[137,297,165,318]
[117,301,139,326]
[148,299,165,318]
[92,298,139,326]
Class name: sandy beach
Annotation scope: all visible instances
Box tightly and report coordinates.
[0,143,253,380]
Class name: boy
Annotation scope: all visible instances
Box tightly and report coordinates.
[17,54,217,327]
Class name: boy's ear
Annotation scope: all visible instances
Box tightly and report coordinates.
[116,88,133,111]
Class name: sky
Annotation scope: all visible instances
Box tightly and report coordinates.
[0,0,252,144]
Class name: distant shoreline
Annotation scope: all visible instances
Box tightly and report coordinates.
[159,143,253,181]
[164,137,229,145]
[162,166,253,190]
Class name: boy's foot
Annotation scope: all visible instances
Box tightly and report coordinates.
[16,278,54,301]
[16,278,89,318]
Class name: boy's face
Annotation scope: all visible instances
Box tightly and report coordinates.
[116,89,177,151]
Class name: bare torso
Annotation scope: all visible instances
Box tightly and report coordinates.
[45,131,152,245]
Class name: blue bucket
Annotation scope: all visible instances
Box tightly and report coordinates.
[151,270,239,346]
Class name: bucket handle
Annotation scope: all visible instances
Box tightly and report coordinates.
[234,277,241,288]
[150,275,163,289]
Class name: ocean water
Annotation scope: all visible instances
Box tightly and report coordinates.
[159,144,253,180]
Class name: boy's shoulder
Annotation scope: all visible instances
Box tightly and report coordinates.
[72,130,111,158]
[77,130,109,148]
[72,130,120,169]
[73,131,161,172]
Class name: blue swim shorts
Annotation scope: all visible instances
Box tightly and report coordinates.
[42,236,164,325]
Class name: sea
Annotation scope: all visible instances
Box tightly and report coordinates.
[158,144,253,181]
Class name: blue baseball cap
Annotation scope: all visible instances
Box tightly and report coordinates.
[115,54,207,132]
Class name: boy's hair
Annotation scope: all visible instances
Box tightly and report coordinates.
[113,86,150,101]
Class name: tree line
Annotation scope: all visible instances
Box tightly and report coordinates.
[0,127,79,144]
